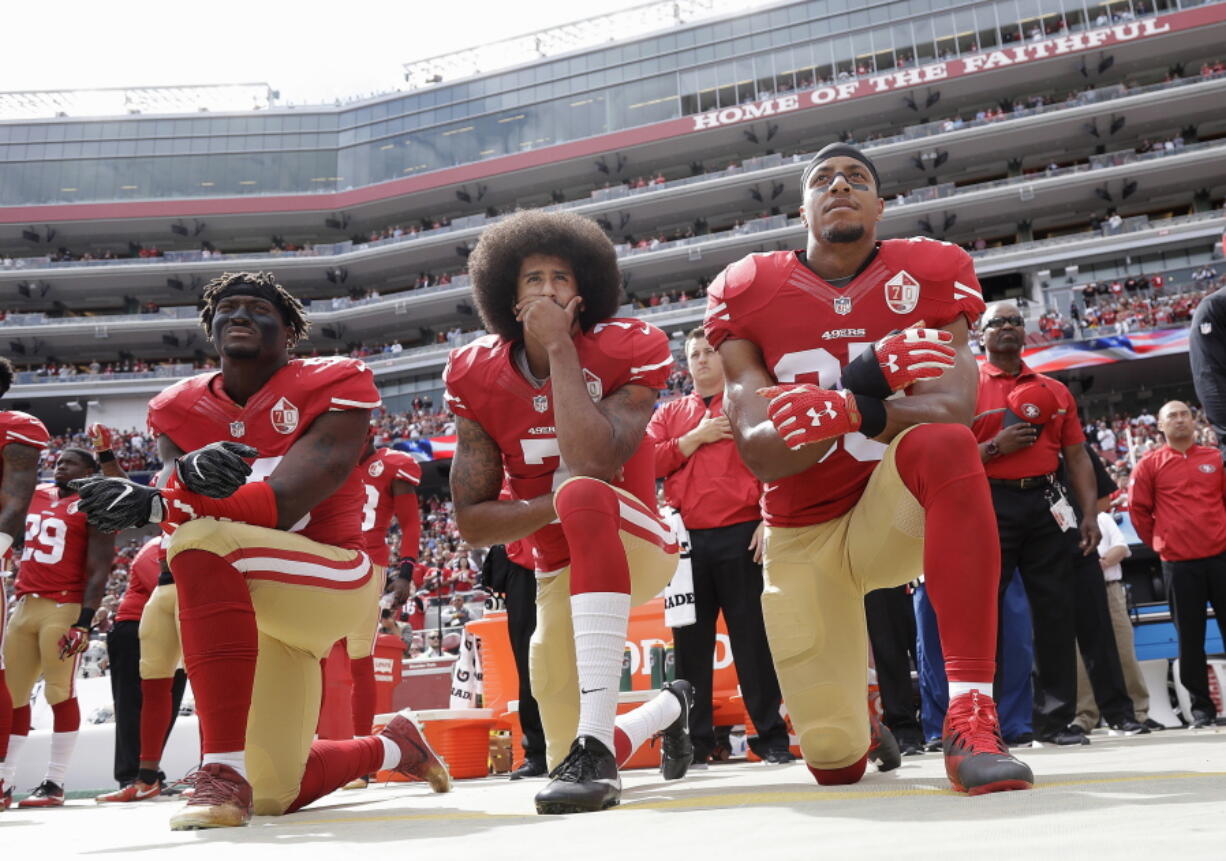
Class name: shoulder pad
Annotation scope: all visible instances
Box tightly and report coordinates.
[588,318,664,360]
[147,373,213,435]
[709,254,761,302]
[1,410,50,449]
[443,334,505,388]
[882,238,969,282]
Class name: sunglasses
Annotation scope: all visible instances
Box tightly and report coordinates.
[984,315,1024,328]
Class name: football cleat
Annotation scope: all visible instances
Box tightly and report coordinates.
[943,690,1034,796]
[342,774,372,790]
[168,764,253,830]
[535,736,621,814]
[868,712,902,772]
[96,779,162,803]
[18,780,65,808]
[379,710,452,793]
[508,757,548,780]
[658,679,694,781]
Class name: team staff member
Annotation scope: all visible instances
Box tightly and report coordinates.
[1189,282,1226,460]
[0,358,50,809]
[973,302,1100,745]
[1,448,115,807]
[646,328,789,765]
[96,536,186,802]
[73,271,450,829]
[1130,400,1226,728]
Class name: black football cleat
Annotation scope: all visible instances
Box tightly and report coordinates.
[508,757,548,780]
[534,736,621,815]
[943,690,1034,795]
[868,713,902,772]
[659,680,694,781]
[18,780,65,808]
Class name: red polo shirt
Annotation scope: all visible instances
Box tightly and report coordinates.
[1130,443,1226,561]
[973,361,1085,479]
[646,391,761,530]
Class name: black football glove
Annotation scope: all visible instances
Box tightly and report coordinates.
[69,476,166,532]
[175,441,258,498]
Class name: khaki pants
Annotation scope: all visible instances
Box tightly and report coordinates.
[532,480,678,770]
[762,428,925,770]
[167,518,381,815]
[3,595,81,707]
[1074,579,1150,727]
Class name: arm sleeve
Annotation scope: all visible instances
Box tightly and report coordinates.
[1129,459,1156,549]
[393,491,421,562]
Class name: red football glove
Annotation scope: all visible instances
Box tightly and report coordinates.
[58,626,90,660]
[841,328,956,398]
[86,422,115,454]
[758,385,862,449]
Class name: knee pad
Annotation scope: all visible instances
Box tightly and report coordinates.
[798,724,858,768]
[554,476,619,522]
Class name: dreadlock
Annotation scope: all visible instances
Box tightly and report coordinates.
[199,271,310,346]
[468,210,623,342]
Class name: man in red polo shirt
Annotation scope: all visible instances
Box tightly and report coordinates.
[973,301,1100,745]
[647,328,788,766]
[1130,400,1226,728]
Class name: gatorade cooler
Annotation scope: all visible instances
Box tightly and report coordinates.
[374,709,497,782]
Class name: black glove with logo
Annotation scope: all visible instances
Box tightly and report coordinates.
[69,476,166,532]
[175,441,258,498]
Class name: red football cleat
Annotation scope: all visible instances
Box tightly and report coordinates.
[379,710,452,793]
[868,712,901,772]
[943,690,1035,795]
[168,764,253,830]
[96,779,162,803]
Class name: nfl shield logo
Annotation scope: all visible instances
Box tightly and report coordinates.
[270,397,299,434]
[884,270,921,314]
[533,394,549,413]
[230,421,246,438]
[833,296,852,316]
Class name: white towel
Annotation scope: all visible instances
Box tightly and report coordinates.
[662,508,696,628]
[448,627,484,709]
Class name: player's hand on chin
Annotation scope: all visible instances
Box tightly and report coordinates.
[516,295,583,350]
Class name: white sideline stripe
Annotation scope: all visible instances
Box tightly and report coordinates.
[618,499,676,545]
[233,553,371,582]
[331,397,382,408]
[630,357,675,374]
[7,430,47,447]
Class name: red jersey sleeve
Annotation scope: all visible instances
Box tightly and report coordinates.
[947,246,986,327]
[703,255,759,350]
[309,358,381,414]
[443,337,497,421]
[2,411,50,451]
[625,324,674,390]
[388,451,422,487]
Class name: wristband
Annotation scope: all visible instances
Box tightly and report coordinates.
[855,394,887,439]
[98,450,117,464]
[840,348,892,400]
[75,607,96,630]
[163,481,279,529]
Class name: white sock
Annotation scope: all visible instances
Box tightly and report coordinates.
[948,681,993,700]
[614,687,682,763]
[201,751,247,779]
[45,731,79,785]
[1,735,29,782]
[571,591,631,753]
[379,735,401,771]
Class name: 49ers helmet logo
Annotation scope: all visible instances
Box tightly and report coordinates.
[1021,403,1042,420]
[270,396,300,434]
[884,270,921,314]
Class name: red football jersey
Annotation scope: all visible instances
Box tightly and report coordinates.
[148,357,381,550]
[114,537,161,623]
[445,318,675,573]
[704,239,985,527]
[16,483,91,602]
[359,447,422,566]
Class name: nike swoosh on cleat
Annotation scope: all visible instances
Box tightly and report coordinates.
[135,786,159,799]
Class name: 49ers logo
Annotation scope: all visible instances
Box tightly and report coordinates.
[270,396,300,434]
[884,270,921,314]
